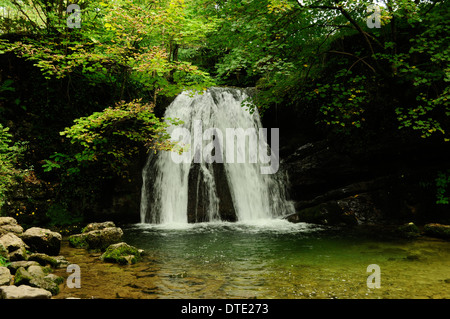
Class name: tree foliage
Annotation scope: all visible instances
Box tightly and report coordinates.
[0,0,448,216]
[43,99,182,178]
[0,123,25,208]
[202,0,448,139]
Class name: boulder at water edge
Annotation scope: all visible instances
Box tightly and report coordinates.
[22,227,62,256]
[0,217,23,236]
[0,232,27,261]
[68,222,123,251]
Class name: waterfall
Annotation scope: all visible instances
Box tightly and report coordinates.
[140,87,294,224]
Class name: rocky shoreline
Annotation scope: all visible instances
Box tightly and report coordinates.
[0,217,143,299]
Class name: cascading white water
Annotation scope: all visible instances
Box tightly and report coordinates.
[140,87,294,224]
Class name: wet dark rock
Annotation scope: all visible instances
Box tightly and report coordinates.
[398,222,420,238]
[424,223,450,240]
[187,162,237,223]
[283,138,450,226]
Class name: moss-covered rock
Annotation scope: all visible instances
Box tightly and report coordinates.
[398,222,420,238]
[14,264,61,295]
[0,243,8,260]
[68,233,89,249]
[68,224,123,251]
[7,261,40,274]
[27,253,59,268]
[100,242,143,265]
[14,266,33,285]
[424,223,450,240]
[82,221,115,233]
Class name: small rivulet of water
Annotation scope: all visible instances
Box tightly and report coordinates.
[140,87,295,224]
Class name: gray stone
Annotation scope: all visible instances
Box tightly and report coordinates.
[0,224,24,236]
[14,264,60,296]
[27,265,46,278]
[0,285,52,299]
[69,226,123,251]
[0,233,27,261]
[0,217,22,236]
[27,253,59,268]
[0,217,18,226]
[82,221,116,233]
[0,233,26,253]
[32,276,59,296]
[0,266,12,286]
[14,266,33,285]
[7,261,40,274]
[54,255,70,268]
[44,273,64,285]
[9,247,27,261]
[22,227,62,255]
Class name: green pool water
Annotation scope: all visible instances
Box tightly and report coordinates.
[56,220,450,299]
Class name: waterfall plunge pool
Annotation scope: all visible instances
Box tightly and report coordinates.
[55,219,450,299]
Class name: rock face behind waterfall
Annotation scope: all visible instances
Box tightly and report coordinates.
[140,87,295,224]
[187,163,237,222]
[281,138,450,226]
